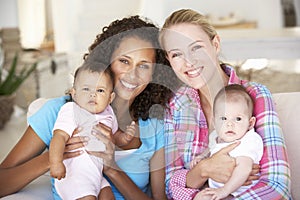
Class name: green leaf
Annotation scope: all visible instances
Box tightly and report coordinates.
[0,53,38,95]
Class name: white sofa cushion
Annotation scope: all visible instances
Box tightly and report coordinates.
[273,92,300,200]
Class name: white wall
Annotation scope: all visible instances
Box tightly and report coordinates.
[0,0,18,28]
[141,0,284,28]
[0,0,287,51]
[52,0,142,54]
[51,0,142,68]
[0,0,18,29]
[52,0,286,55]
[1,0,294,60]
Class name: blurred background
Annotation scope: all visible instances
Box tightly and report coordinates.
[0,0,300,108]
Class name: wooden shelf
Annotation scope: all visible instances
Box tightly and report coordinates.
[214,21,257,29]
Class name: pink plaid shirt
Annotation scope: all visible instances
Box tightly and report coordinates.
[164,65,291,200]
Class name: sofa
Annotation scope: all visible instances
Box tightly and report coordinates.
[273,92,300,200]
[1,92,300,200]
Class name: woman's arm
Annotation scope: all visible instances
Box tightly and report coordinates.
[107,148,166,200]
[167,143,237,200]
[105,166,154,200]
[164,91,237,200]
[0,125,85,197]
[237,83,291,199]
[150,148,167,200]
[0,126,49,197]
[89,123,163,200]
[186,142,238,189]
[0,96,87,197]
[164,99,202,199]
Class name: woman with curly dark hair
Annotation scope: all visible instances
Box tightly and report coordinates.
[0,16,179,200]
[84,15,177,121]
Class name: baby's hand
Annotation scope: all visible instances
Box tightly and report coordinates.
[114,121,136,147]
[193,190,212,200]
[124,121,136,142]
[203,187,230,200]
[50,162,66,180]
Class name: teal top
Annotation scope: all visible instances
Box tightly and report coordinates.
[28,96,164,200]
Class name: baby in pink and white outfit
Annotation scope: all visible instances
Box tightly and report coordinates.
[50,62,135,200]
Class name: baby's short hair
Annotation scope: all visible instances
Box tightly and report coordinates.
[73,61,114,88]
[213,84,254,116]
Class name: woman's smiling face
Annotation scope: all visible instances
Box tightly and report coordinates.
[162,23,220,90]
[110,37,155,101]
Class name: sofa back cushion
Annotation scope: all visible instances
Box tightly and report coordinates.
[273,92,300,200]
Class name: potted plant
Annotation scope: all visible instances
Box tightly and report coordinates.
[0,53,37,129]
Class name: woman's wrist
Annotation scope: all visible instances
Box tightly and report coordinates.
[196,158,210,178]
[41,151,51,171]
[103,163,120,178]
[187,159,209,188]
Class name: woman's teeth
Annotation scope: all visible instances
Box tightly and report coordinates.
[186,67,202,77]
[121,80,137,89]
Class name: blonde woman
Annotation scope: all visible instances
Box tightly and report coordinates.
[159,9,291,200]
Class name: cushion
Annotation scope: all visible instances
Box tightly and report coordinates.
[273,92,300,200]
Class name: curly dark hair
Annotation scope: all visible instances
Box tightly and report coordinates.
[83,15,180,120]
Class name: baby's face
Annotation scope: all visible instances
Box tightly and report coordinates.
[72,70,114,114]
[214,99,252,143]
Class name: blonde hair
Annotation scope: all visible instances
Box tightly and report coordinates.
[159,9,217,49]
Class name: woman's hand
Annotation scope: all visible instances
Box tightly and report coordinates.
[187,142,238,189]
[63,127,87,159]
[208,142,260,186]
[202,142,239,183]
[87,123,118,172]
